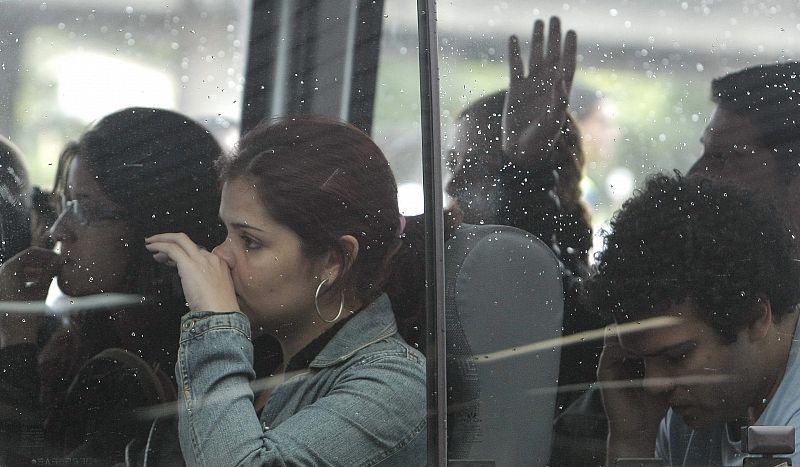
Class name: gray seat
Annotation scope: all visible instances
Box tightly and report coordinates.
[445,223,565,467]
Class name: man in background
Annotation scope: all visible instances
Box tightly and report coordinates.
[689,61,800,237]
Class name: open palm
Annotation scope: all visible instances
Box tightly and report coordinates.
[502,17,577,168]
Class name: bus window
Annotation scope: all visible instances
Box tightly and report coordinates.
[0,1,436,465]
[438,1,800,466]
[1,1,250,187]
[0,1,250,464]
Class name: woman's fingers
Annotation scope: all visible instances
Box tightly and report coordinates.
[507,35,523,81]
[524,17,574,85]
[0,247,63,300]
[11,247,60,265]
[146,232,237,313]
[528,19,545,75]
[151,251,177,267]
[146,232,215,269]
[545,16,562,70]
[1,247,61,280]
[146,236,227,273]
[146,232,203,257]
[145,240,193,269]
[562,29,578,95]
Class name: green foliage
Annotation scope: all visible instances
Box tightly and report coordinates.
[580,67,713,174]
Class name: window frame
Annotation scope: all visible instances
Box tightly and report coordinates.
[240,1,448,463]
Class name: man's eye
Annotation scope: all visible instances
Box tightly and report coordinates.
[700,151,729,168]
[666,353,689,364]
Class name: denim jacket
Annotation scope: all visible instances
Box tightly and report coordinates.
[175,294,426,467]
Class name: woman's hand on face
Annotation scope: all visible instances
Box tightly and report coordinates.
[0,247,61,302]
[145,233,239,313]
[502,16,577,168]
[0,247,61,347]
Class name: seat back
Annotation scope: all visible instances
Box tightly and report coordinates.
[445,223,564,466]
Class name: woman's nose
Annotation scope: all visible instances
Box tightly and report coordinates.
[49,210,75,243]
[212,239,234,268]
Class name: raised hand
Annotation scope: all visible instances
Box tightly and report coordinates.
[145,233,238,313]
[502,16,577,168]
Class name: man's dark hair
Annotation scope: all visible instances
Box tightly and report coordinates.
[588,173,800,343]
[712,61,800,176]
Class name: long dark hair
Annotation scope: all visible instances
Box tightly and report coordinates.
[77,107,225,301]
[589,173,800,342]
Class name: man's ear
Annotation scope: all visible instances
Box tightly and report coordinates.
[319,235,359,285]
[747,298,773,342]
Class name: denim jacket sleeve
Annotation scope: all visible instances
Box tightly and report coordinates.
[175,310,426,467]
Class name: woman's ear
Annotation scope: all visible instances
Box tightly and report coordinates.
[320,235,359,284]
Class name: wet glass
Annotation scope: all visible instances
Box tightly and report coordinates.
[3,0,798,465]
[0,1,251,464]
[437,1,800,466]
[2,1,432,465]
[375,0,424,216]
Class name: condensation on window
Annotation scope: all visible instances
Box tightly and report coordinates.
[2,0,251,188]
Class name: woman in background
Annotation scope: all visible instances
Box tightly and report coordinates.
[0,107,224,465]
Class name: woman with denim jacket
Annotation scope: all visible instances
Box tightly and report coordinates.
[146,116,427,466]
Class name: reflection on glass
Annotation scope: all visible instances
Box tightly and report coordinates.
[0,2,250,464]
[3,1,250,187]
[0,107,224,465]
[375,0,424,216]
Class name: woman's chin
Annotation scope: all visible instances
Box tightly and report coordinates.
[56,276,109,297]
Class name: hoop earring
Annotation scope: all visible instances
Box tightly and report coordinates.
[315,278,344,323]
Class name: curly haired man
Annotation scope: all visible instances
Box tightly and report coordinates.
[591,174,800,466]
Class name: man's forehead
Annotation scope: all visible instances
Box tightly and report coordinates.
[617,304,703,355]
[702,108,760,147]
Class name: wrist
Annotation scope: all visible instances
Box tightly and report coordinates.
[202,298,240,314]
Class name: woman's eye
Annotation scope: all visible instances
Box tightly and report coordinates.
[241,236,261,250]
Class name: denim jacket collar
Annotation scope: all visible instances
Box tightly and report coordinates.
[310,293,397,368]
